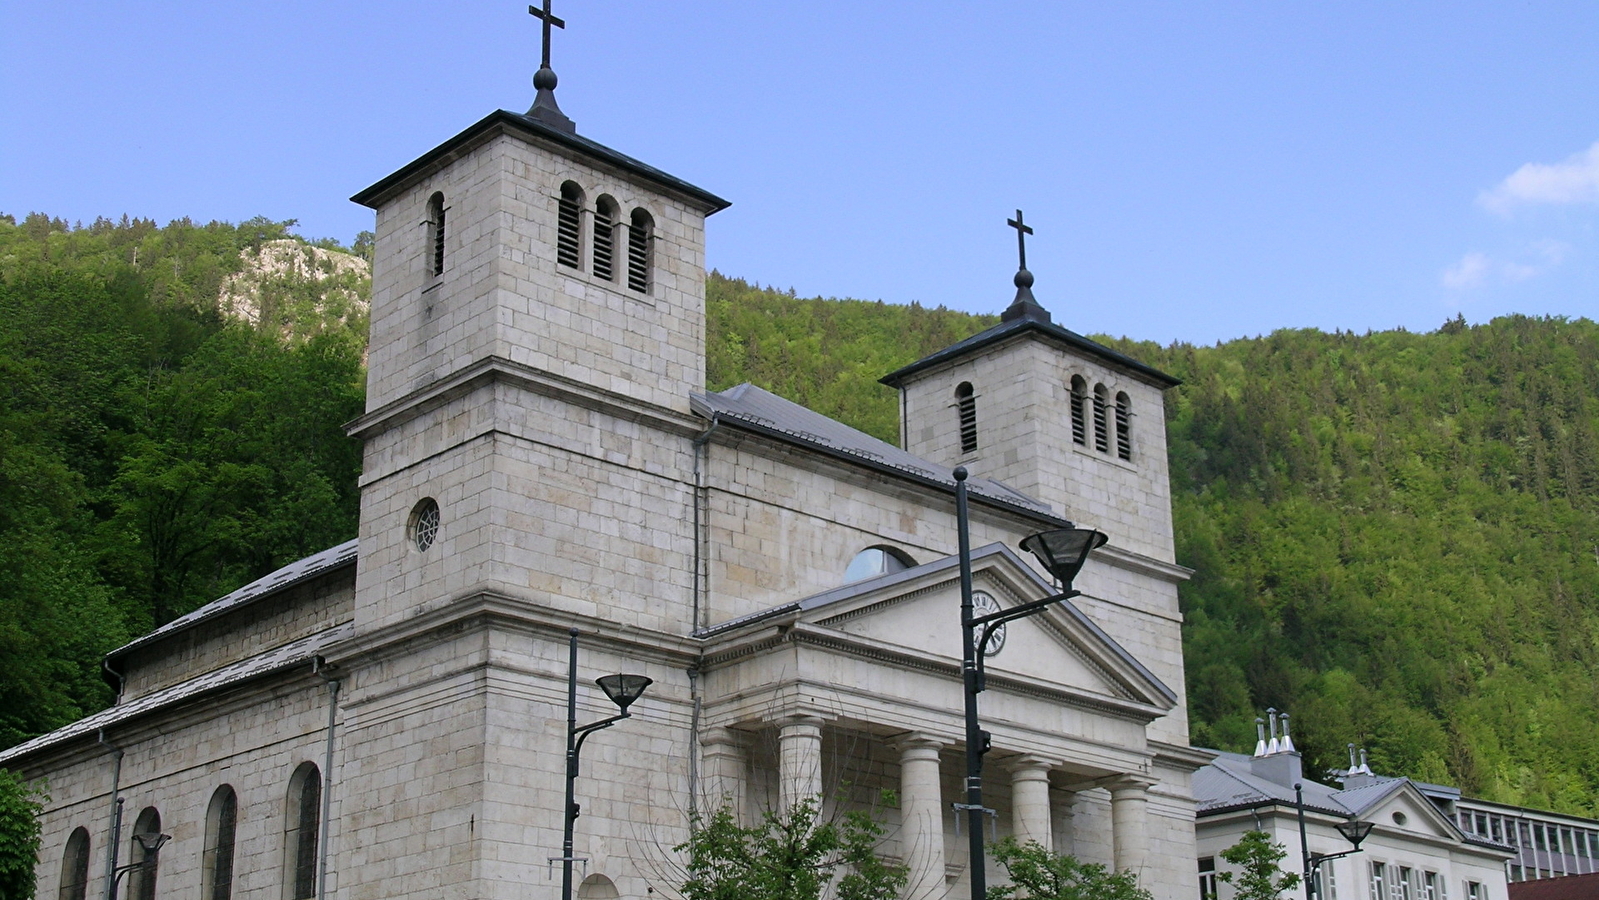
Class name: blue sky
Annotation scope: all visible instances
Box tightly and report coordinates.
[3,1,1597,346]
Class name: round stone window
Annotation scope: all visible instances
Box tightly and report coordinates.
[1391,811,1408,827]
[973,591,1006,657]
[411,498,440,552]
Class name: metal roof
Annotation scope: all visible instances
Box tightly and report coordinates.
[0,623,352,765]
[693,382,1060,521]
[107,539,358,664]
[879,315,1181,389]
[351,109,730,212]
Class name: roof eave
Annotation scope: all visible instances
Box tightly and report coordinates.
[350,109,731,213]
[880,318,1181,389]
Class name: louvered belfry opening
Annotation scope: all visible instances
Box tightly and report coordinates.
[557,182,583,269]
[627,207,652,293]
[1092,385,1110,453]
[427,192,446,277]
[1069,375,1088,445]
[1115,392,1132,461]
[593,196,617,281]
[956,382,978,453]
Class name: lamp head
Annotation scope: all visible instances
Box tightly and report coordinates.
[596,674,652,714]
[1019,528,1109,589]
[132,832,170,855]
[1336,818,1375,850]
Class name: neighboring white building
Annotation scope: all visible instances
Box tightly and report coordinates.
[2,17,1207,900]
[1195,716,1512,900]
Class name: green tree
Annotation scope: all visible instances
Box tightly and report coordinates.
[1216,830,1299,900]
[0,770,46,900]
[676,797,905,900]
[986,837,1152,900]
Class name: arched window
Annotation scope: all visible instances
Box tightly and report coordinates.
[956,382,977,453]
[58,827,90,900]
[203,786,238,900]
[557,182,584,270]
[577,874,620,899]
[426,192,446,278]
[128,807,162,900]
[1114,391,1132,461]
[1092,384,1110,454]
[284,763,321,900]
[843,546,916,584]
[1069,375,1088,446]
[592,195,618,282]
[627,207,653,294]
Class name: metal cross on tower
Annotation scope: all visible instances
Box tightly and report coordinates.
[529,1,565,71]
[1007,209,1033,272]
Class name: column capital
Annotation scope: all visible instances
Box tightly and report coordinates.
[700,725,746,749]
[1106,776,1156,795]
[890,732,947,755]
[1005,754,1056,778]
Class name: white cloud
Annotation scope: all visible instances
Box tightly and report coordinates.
[1479,140,1599,215]
[1440,241,1571,291]
[1443,253,1490,289]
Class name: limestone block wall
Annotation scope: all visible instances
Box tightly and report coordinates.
[19,674,335,900]
[353,383,698,635]
[895,338,1177,564]
[1070,563,1190,746]
[365,131,710,417]
[119,572,355,701]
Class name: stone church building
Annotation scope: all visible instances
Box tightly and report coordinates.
[4,26,1205,900]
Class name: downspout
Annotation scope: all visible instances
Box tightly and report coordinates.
[313,658,341,900]
[102,658,125,704]
[690,417,720,634]
[687,667,702,825]
[97,729,123,900]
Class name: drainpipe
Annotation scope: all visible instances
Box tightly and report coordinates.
[687,667,702,825]
[97,729,123,900]
[313,658,341,900]
[102,658,125,705]
[690,417,720,634]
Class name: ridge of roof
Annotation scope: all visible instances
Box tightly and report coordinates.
[693,383,1062,522]
[879,316,1180,389]
[351,109,730,212]
[108,539,358,663]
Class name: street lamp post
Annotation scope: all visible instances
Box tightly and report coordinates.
[556,628,652,900]
[1295,783,1375,900]
[954,467,1108,900]
[110,831,170,900]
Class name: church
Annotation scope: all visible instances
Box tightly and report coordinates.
[3,11,1205,900]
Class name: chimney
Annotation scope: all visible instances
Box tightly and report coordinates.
[1341,746,1379,790]
[1279,712,1297,753]
[1253,718,1268,758]
[1266,708,1280,755]
[1249,707,1303,786]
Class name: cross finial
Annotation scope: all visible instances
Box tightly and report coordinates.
[1000,208,1050,324]
[526,1,575,132]
[1007,210,1033,272]
[529,1,565,71]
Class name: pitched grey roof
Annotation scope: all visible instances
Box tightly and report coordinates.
[351,109,730,212]
[1195,750,1435,820]
[693,383,1060,521]
[0,623,352,764]
[107,539,358,664]
[879,315,1181,389]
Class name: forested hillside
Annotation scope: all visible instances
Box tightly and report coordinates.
[4,214,1597,817]
[0,214,368,747]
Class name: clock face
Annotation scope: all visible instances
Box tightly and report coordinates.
[972,591,1006,657]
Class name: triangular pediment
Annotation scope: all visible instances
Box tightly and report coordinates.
[786,543,1177,713]
[1337,781,1467,843]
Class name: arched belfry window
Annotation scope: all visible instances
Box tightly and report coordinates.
[627,207,653,294]
[426,192,446,278]
[1069,375,1088,446]
[956,382,978,453]
[843,546,916,584]
[203,786,238,900]
[557,182,584,270]
[1092,384,1110,454]
[58,827,90,900]
[592,195,618,282]
[1114,391,1132,461]
[284,763,321,900]
[128,807,162,900]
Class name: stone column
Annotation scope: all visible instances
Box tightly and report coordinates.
[778,716,825,813]
[1049,786,1077,857]
[1108,779,1152,874]
[700,726,746,820]
[895,735,947,899]
[1008,757,1053,848]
